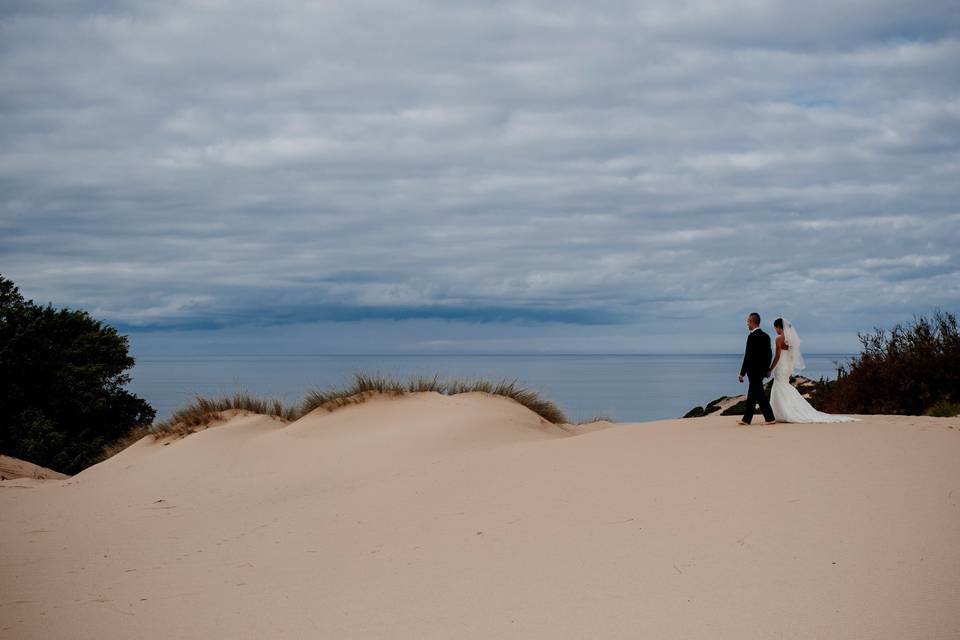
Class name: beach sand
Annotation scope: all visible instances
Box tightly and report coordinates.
[0,455,68,482]
[2,392,958,639]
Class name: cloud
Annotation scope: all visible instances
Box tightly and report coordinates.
[1,0,958,352]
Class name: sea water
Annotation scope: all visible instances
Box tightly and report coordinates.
[127,353,853,423]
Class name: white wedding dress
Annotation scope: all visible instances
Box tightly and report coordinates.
[769,321,858,423]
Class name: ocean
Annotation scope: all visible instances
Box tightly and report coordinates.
[127,353,854,424]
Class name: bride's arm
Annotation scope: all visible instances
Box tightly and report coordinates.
[768,336,783,376]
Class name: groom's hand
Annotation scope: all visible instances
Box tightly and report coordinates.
[738,375,744,383]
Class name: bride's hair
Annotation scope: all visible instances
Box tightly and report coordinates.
[773,318,784,329]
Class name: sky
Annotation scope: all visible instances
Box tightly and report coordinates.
[2,0,959,355]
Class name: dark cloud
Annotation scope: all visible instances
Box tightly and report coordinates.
[1,1,958,352]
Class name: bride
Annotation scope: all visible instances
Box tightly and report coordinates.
[768,318,858,423]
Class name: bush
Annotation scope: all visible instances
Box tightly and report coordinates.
[809,310,959,415]
[0,275,155,474]
[926,400,960,418]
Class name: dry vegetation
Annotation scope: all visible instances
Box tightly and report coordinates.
[578,413,616,424]
[810,310,959,416]
[96,373,570,461]
[300,373,568,424]
[97,424,153,462]
[151,393,300,436]
[95,392,299,463]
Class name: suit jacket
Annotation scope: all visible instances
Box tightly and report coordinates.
[740,328,773,378]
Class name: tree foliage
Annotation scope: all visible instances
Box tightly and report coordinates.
[810,310,960,415]
[0,275,155,474]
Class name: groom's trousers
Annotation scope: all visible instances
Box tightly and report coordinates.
[743,373,775,423]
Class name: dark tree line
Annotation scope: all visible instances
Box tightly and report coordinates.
[0,275,155,474]
[811,310,959,416]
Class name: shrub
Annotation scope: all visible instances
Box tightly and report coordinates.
[809,310,959,415]
[0,275,155,474]
[927,399,960,418]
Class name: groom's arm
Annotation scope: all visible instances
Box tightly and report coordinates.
[739,334,751,378]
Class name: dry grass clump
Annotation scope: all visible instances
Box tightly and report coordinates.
[301,372,568,424]
[98,423,153,462]
[149,392,298,438]
[578,413,615,424]
[95,393,296,463]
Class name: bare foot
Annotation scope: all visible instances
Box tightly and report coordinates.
[763,420,777,425]
[737,419,750,426]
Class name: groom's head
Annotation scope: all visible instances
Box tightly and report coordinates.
[746,312,761,329]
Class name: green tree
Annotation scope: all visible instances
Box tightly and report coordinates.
[0,275,155,474]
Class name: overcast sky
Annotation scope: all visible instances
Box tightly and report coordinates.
[2,1,958,355]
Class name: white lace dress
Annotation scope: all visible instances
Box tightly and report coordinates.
[769,345,858,423]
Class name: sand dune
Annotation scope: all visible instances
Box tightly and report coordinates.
[2,392,959,639]
[0,455,69,482]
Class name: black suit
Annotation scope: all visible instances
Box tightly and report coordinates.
[740,327,775,423]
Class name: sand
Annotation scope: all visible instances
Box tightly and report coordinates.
[2,391,958,639]
[0,455,68,482]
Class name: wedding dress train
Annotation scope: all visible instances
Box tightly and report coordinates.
[769,321,857,424]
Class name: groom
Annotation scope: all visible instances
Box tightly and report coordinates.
[738,312,776,425]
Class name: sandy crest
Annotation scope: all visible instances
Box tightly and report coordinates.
[0,455,69,481]
[1,392,958,639]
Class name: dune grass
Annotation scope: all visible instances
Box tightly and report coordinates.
[577,413,616,424]
[96,374,570,464]
[300,373,569,424]
[149,392,299,438]
[94,392,296,464]
[97,423,154,462]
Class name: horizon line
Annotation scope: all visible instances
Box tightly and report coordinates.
[131,352,858,358]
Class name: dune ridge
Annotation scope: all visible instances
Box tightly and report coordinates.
[0,455,68,481]
[2,392,958,639]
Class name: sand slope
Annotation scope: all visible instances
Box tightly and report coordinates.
[2,392,958,639]
[0,455,68,481]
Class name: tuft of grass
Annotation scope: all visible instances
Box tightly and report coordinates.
[150,392,298,438]
[96,423,153,463]
[95,392,297,463]
[479,378,568,424]
[926,399,960,418]
[300,372,568,424]
[353,373,409,396]
[578,413,615,424]
[406,373,444,393]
